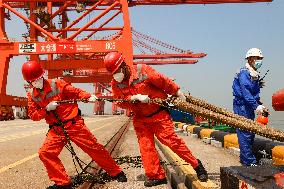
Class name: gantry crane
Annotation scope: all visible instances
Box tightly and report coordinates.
[0,0,272,116]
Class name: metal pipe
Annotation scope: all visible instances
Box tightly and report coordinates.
[2,3,58,41]
[39,1,73,28]
[56,0,104,37]
[49,27,122,32]
[85,10,121,40]
[68,1,119,40]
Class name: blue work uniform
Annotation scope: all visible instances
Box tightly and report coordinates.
[232,67,261,166]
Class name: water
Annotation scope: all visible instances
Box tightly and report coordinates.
[266,111,284,131]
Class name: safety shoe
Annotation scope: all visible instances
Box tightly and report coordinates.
[112,171,127,182]
[46,184,73,189]
[194,159,208,182]
[144,178,167,187]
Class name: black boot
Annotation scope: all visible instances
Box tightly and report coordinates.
[144,178,167,187]
[46,184,73,189]
[112,171,127,182]
[194,159,208,182]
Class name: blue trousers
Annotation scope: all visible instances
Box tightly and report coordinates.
[233,103,257,166]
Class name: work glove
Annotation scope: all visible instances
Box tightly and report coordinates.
[176,89,187,102]
[130,94,150,103]
[256,105,266,114]
[88,94,98,102]
[46,101,59,111]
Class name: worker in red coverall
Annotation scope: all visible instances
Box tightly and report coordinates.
[104,52,208,187]
[21,61,127,189]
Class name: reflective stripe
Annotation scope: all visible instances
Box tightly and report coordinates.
[116,83,128,89]
[32,96,42,102]
[116,64,148,88]
[31,84,45,102]
[137,64,142,77]
[45,79,61,100]
[132,75,148,85]
[115,54,123,67]
[31,79,61,102]
[131,64,148,86]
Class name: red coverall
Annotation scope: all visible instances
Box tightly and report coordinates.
[112,64,198,180]
[28,79,121,186]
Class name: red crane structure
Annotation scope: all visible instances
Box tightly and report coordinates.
[0,0,272,115]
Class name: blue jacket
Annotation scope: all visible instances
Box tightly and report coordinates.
[232,67,261,111]
[233,67,260,166]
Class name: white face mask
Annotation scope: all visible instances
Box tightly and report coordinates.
[113,72,124,82]
[254,60,263,70]
[31,77,44,89]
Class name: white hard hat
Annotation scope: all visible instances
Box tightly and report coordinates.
[245,48,264,59]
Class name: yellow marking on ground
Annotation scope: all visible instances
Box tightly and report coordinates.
[0,153,39,174]
[91,123,113,132]
[0,121,43,127]
[0,117,122,143]
[0,118,125,174]
[0,129,47,143]
[0,123,47,133]
[0,117,116,133]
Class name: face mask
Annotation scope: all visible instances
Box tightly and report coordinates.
[31,77,44,89]
[113,72,124,82]
[254,60,263,70]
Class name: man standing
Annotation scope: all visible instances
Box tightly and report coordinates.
[232,48,267,166]
[104,52,208,187]
[22,61,127,189]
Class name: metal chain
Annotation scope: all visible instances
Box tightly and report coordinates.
[48,111,100,176]
[56,97,190,115]
[71,155,193,187]
[52,97,195,187]
[56,98,130,104]
[49,125,87,175]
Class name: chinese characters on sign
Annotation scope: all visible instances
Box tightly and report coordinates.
[57,43,76,53]
[40,43,56,53]
[76,44,93,52]
[19,41,117,54]
[74,70,97,76]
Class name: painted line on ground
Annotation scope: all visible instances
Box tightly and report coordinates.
[0,116,117,133]
[0,129,47,143]
[0,153,39,174]
[0,123,47,133]
[0,117,124,143]
[0,118,126,174]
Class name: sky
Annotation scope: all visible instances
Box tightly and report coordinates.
[5,0,284,121]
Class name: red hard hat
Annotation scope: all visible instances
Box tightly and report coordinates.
[104,52,123,74]
[22,61,45,82]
